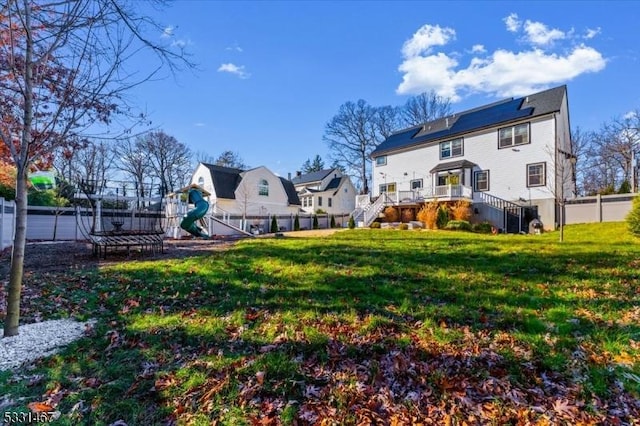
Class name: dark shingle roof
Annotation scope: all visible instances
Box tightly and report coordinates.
[430,160,477,173]
[372,85,567,157]
[291,169,334,185]
[325,177,342,190]
[203,163,243,199]
[279,177,301,205]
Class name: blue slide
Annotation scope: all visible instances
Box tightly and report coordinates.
[180,188,210,238]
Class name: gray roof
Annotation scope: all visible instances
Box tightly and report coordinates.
[372,85,567,157]
[291,169,335,185]
[203,163,243,199]
[430,160,477,173]
[325,177,342,191]
[279,177,301,205]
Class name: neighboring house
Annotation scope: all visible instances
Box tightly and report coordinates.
[361,85,574,232]
[291,168,357,215]
[190,163,301,216]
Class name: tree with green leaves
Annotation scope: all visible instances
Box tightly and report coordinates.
[301,155,325,173]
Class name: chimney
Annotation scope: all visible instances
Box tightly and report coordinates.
[296,171,302,177]
[288,172,291,180]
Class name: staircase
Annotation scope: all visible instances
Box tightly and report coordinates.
[475,192,527,233]
[350,193,390,227]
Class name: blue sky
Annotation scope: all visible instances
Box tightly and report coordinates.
[129,0,640,178]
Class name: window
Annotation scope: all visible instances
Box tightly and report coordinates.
[440,138,464,159]
[437,173,460,186]
[499,123,530,148]
[197,177,205,186]
[474,170,489,192]
[527,162,546,187]
[410,179,423,190]
[328,198,332,207]
[318,196,323,207]
[375,156,387,166]
[258,179,269,196]
[379,182,396,193]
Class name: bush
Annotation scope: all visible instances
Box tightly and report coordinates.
[451,200,471,221]
[472,222,493,233]
[383,206,399,223]
[294,215,300,231]
[270,215,279,233]
[401,208,415,223]
[618,180,632,194]
[417,200,439,229]
[312,215,319,229]
[370,221,381,229]
[445,220,472,231]
[627,195,640,237]
[348,216,355,229]
[436,204,450,229]
[399,223,409,230]
[330,215,336,228]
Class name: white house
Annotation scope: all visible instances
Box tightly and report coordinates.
[190,163,301,216]
[291,168,356,215]
[360,85,574,232]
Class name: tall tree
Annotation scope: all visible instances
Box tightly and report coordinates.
[0,0,191,337]
[301,154,325,173]
[324,100,396,194]
[140,130,192,195]
[214,150,247,169]
[401,90,452,127]
[114,137,151,199]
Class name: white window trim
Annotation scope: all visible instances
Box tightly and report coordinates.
[375,156,387,166]
[526,162,546,187]
[440,138,464,159]
[258,179,269,196]
[474,170,489,192]
[499,123,530,149]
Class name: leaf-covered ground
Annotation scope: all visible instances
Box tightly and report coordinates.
[1,223,639,425]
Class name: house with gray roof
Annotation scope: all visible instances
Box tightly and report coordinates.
[356,85,574,232]
[291,168,356,215]
[190,163,301,216]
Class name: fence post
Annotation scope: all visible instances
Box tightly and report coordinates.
[596,194,602,223]
[0,197,4,251]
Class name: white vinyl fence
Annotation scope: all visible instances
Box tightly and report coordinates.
[1,197,16,251]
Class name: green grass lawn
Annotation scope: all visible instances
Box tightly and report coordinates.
[1,222,639,424]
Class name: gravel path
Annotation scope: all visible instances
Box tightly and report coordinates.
[0,318,95,371]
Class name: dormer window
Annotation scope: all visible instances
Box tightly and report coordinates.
[440,138,463,159]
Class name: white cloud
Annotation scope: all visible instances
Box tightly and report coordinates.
[194,122,206,127]
[161,26,174,38]
[396,16,606,101]
[171,39,191,49]
[218,63,251,79]
[504,13,521,32]
[523,20,565,46]
[401,24,456,58]
[585,27,601,39]
[226,44,244,53]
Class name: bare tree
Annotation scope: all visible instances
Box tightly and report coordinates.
[140,130,192,195]
[401,90,452,127]
[73,140,116,193]
[0,0,192,337]
[324,100,397,194]
[114,137,151,199]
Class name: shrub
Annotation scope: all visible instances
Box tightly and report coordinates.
[348,216,355,229]
[436,204,450,229]
[417,200,439,229]
[445,220,472,231]
[383,206,399,223]
[270,215,279,233]
[312,215,319,229]
[451,200,471,221]
[472,222,493,234]
[627,195,640,237]
[293,215,300,231]
[370,221,381,229]
[399,223,409,230]
[401,208,415,223]
[618,180,632,194]
[330,215,336,228]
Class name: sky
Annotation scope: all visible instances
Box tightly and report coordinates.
[127,0,640,178]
